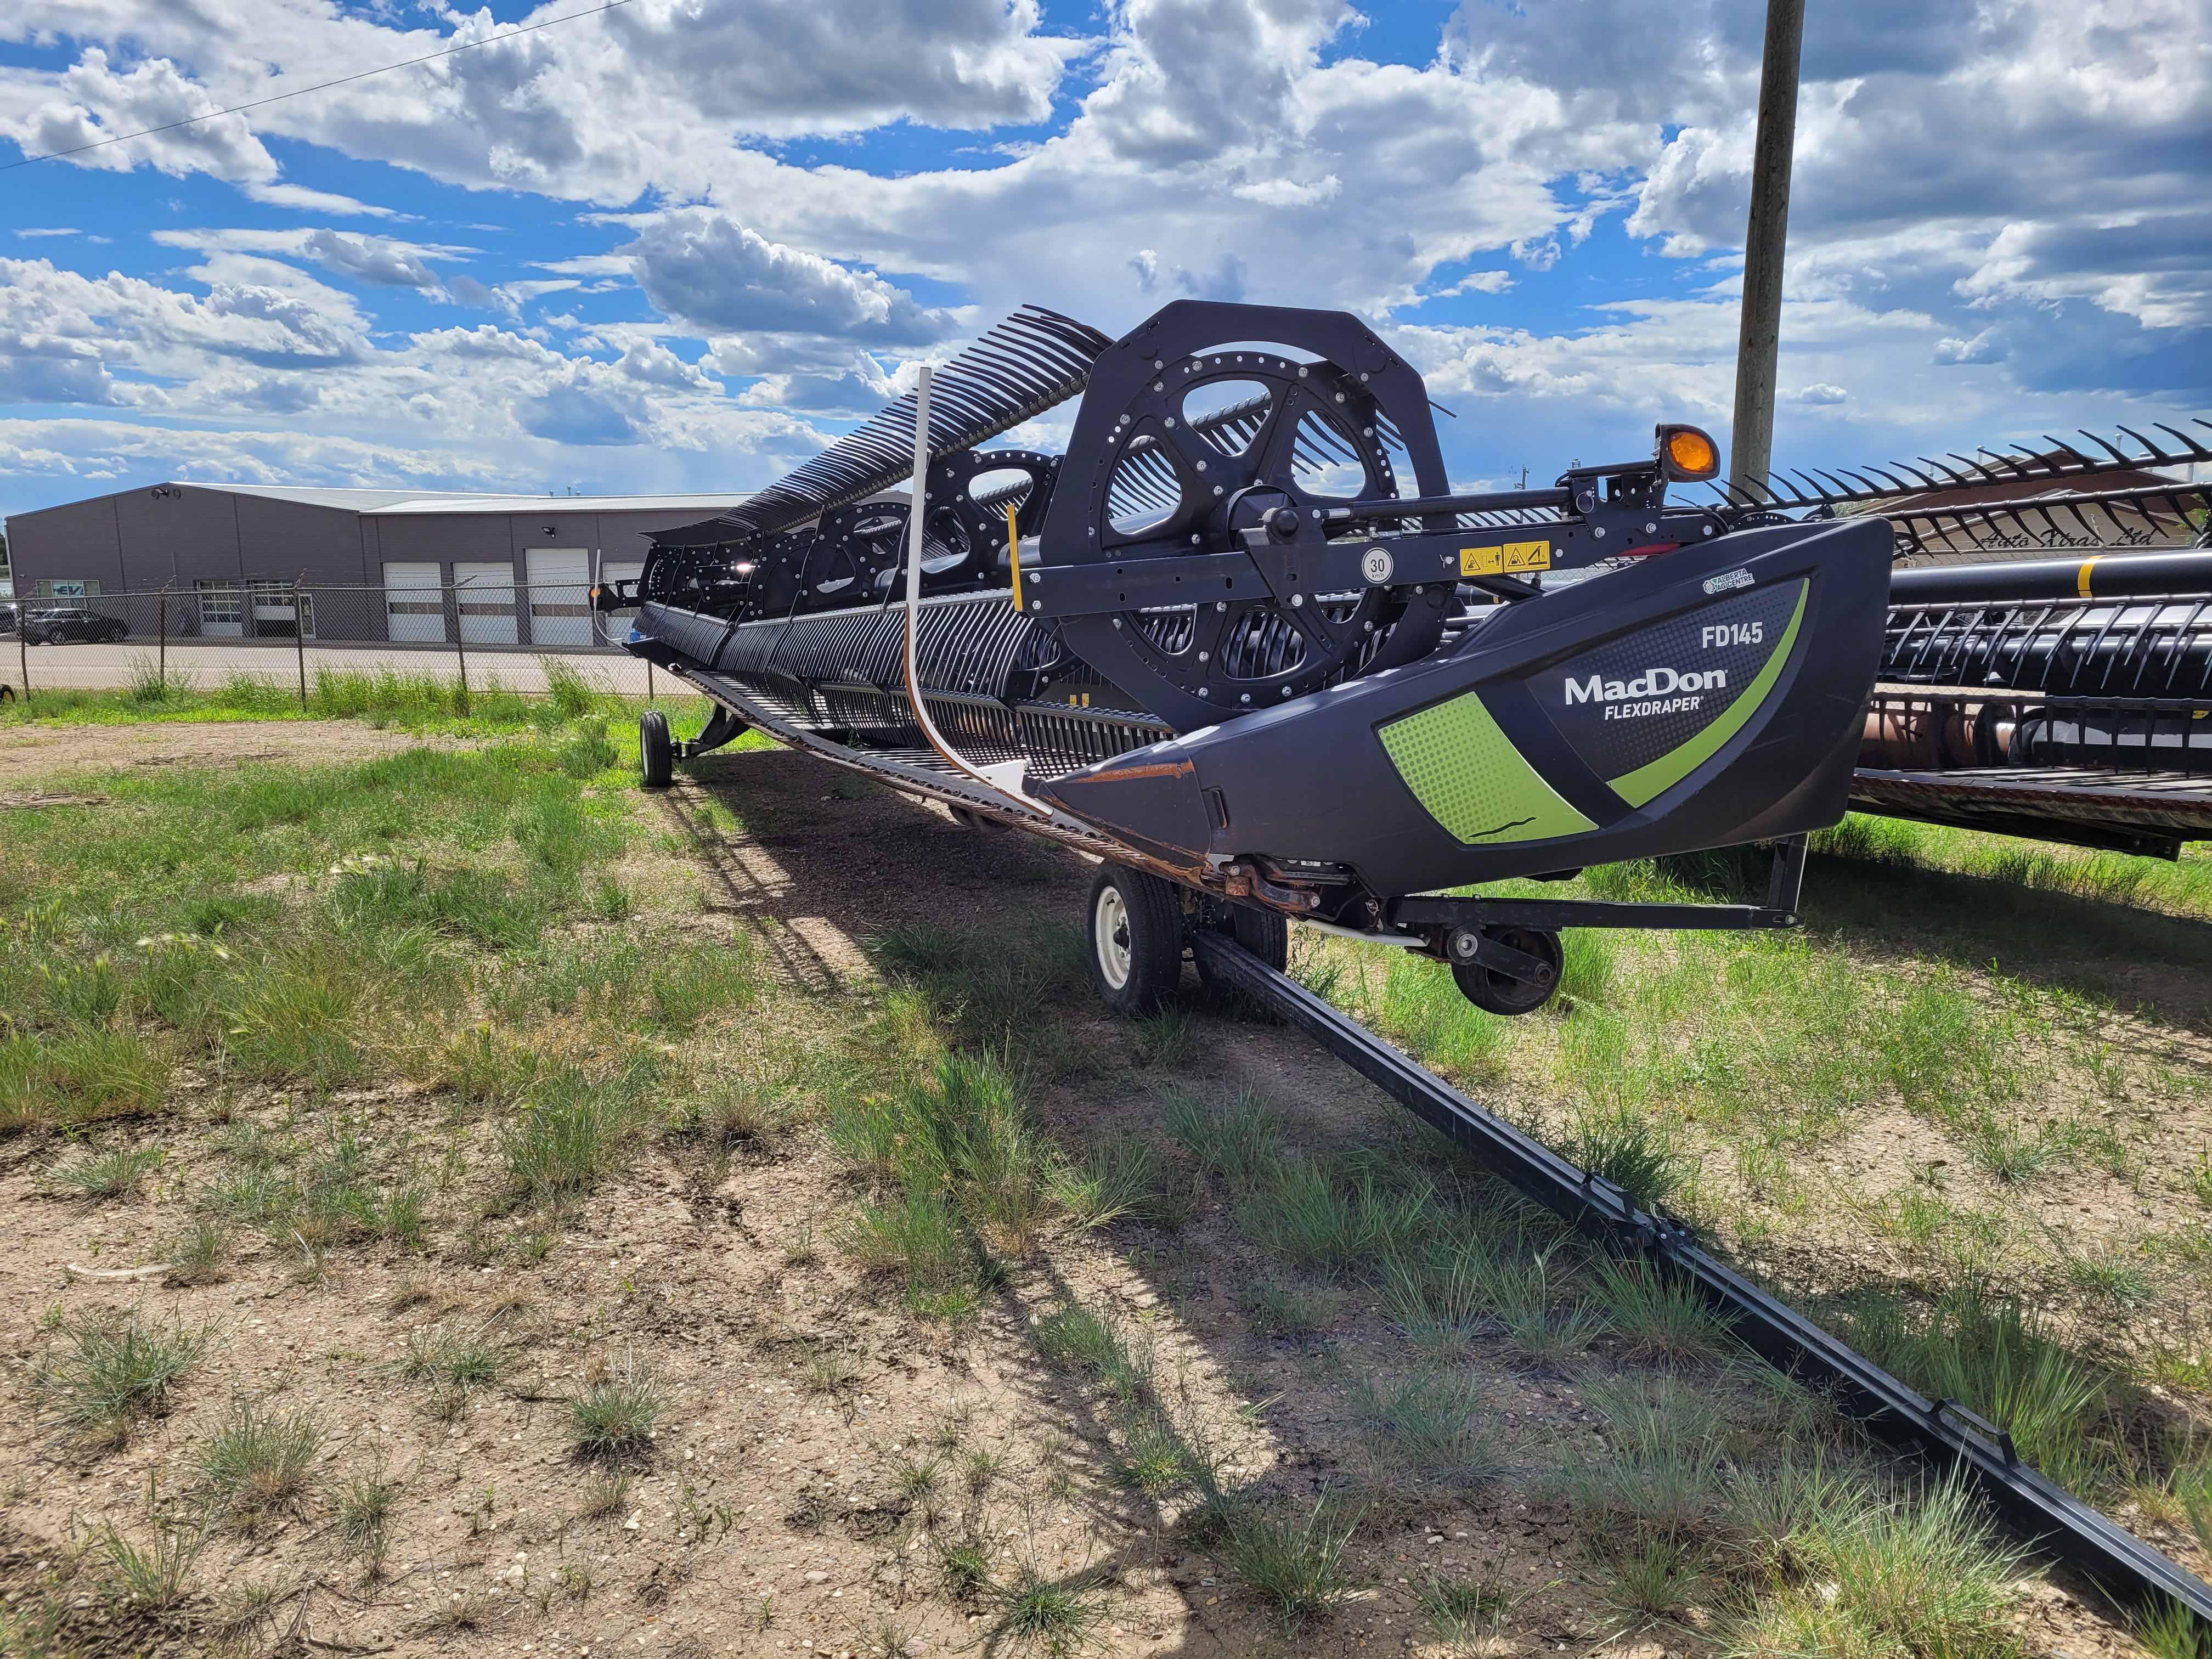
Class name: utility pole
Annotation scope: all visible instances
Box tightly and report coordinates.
[1729,0,1805,502]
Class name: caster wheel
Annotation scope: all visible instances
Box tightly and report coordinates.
[639,709,674,790]
[1088,864,1185,1013]
[1449,926,1562,1016]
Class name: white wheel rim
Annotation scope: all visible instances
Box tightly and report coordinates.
[1094,885,1133,991]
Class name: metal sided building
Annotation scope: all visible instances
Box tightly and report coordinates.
[2,483,751,645]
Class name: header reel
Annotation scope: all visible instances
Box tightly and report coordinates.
[782,448,1065,616]
[1036,302,1457,731]
[1031,301,1735,733]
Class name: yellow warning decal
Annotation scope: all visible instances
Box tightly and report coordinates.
[1461,540,1551,577]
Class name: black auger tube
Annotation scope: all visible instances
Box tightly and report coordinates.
[1892,550,2212,604]
[1189,933,2212,1630]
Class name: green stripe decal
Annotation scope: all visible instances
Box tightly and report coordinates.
[1380,691,1597,845]
[1607,580,1808,808]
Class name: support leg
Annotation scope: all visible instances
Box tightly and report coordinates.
[1766,833,1809,919]
[678,703,749,761]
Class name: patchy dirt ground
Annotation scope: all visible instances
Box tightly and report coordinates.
[0,732,2180,1659]
[0,718,472,788]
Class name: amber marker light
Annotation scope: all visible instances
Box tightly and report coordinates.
[1656,424,1720,481]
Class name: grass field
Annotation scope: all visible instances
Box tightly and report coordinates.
[0,692,2203,1659]
[1293,831,2212,1522]
[0,656,719,740]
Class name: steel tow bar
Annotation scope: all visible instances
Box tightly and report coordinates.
[1188,932,2212,1630]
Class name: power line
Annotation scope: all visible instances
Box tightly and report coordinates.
[3,0,635,173]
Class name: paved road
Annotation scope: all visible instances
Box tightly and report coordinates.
[1,638,660,697]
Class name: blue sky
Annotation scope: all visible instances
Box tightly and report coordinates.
[0,0,2205,522]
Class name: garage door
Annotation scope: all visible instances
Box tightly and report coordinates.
[600,560,643,640]
[381,562,445,644]
[525,548,592,646]
[455,561,517,645]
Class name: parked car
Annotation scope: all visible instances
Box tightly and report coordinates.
[23,607,128,644]
[0,603,15,634]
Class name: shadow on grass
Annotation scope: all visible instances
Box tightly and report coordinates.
[1643,843,2212,1023]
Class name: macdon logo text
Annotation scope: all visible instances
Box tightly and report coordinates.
[1564,667,1727,721]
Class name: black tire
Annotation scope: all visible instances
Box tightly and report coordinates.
[1229,905,1289,972]
[1088,864,1185,1013]
[639,709,674,790]
[1450,926,1563,1017]
[1194,900,1289,980]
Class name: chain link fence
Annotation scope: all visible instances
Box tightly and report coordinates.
[1,580,664,699]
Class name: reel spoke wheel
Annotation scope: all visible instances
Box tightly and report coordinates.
[639,709,674,791]
[1088,864,1184,1012]
[1041,301,1457,733]
[1449,926,1562,1017]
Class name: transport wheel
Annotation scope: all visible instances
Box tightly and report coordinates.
[1195,903,1289,981]
[639,709,674,791]
[1088,864,1184,1013]
[1449,926,1563,1017]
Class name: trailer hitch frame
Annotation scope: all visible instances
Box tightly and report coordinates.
[1389,833,1808,943]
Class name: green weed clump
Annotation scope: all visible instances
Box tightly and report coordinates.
[498,1059,660,1209]
[1417,1570,1514,1651]
[190,1120,431,1264]
[1236,1152,1448,1276]
[1831,1282,2112,1494]
[193,1401,321,1521]
[1561,1372,1731,1551]
[160,1217,228,1284]
[392,1321,509,1395]
[1216,1501,1362,1627]
[873,923,1090,1069]
[939,1538,992,1599]
[41,1141,165,1199]
[566,1369,666,1463]
[1378,1234,1497,1351]
[33,1313,208,1448]
[1726,1479,2027,1659]
[337,1463,399,1560]
[830,1050,1058,1315]
[540,658,597,721]
[990,1566,1105,1656]
[1034,1301,1149,1402]
[1161,1085,1282,1189]
[94,1515,205,1615]
[1356,1368,1503,1482]
[2133,1598,2212,1659]
[1132,1005,1199,1065]
[1240,1276,1336,1339]
[1053,1133,1164,1228]
[1030,1295,1222,1516]
[1562,1106,1688,1214]
[1586,1257,1735,1365]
